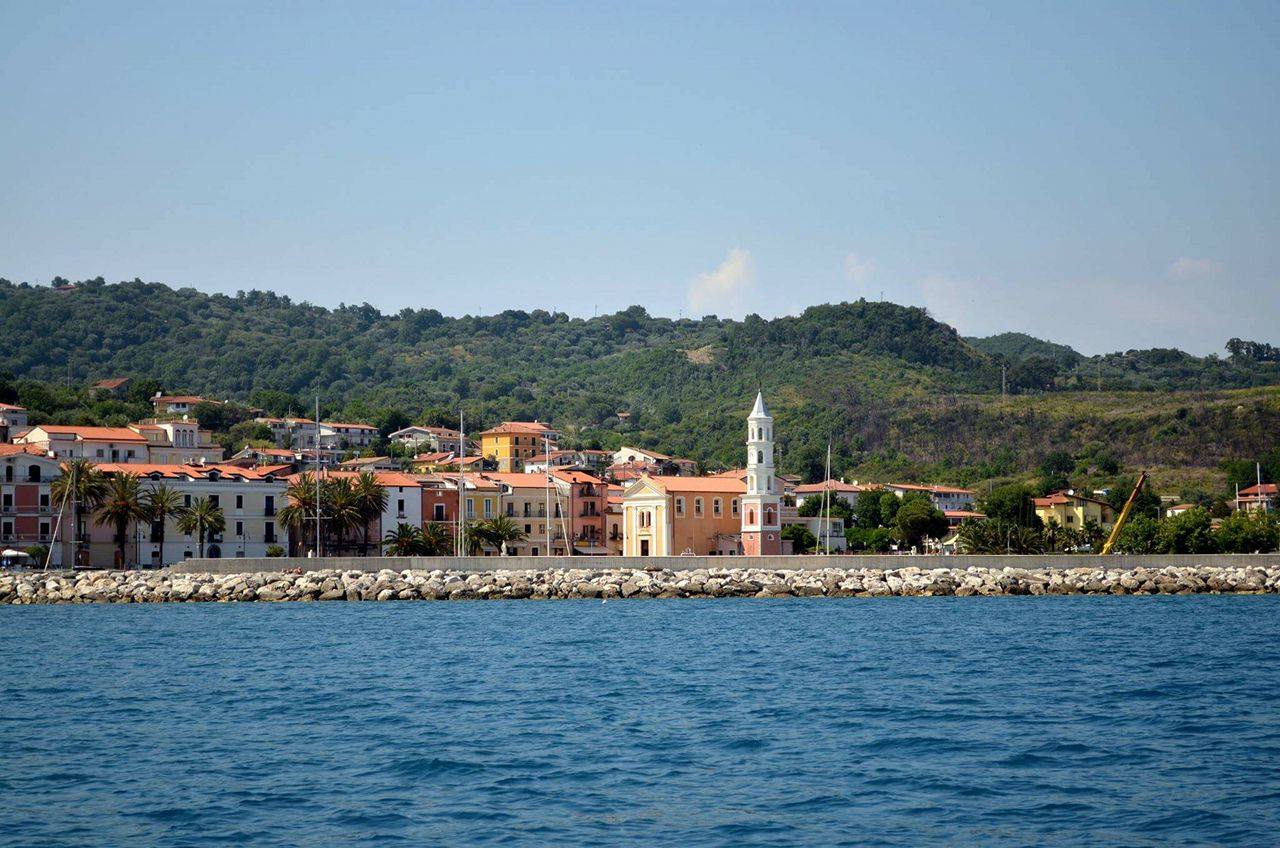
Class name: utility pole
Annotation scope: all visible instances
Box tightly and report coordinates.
[544,432,552,556]
[457,411,466,557]
[1001,363,1007,402]
[315,396,322,558]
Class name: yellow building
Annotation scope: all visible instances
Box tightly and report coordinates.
[478,421,559,472]
[621,475,745,557]
[1032,490,1117,529]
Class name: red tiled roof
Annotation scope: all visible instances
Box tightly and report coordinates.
[91,378,130,389]
[552,469,604,485]
[638,475,746,494]
[0,402,26,412]
[889,482,975,495]
[29,425,148,443]
[96,462,283,481]
[153,395,213,405]
[1239,483,1278,497]
[794,480,880,494]
[479,421,557,436]
[0,444,49,458]
[325,422,378,430]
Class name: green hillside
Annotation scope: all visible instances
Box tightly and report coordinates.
[1,276,1278,492]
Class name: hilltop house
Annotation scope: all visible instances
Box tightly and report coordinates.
[479,421,559,472]
[1032,490,1117,529]
[16,425,149,464]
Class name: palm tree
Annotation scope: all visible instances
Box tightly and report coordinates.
[352,471,388,556]
[383,522,424,556]
[474,516,527,555]
[51,459,109,567]
[278,473,317,555]
[176,497,226,558]
[143,483,183,568]
[323,478,363,554]
[93,473,148,569]
[421,522,452,556]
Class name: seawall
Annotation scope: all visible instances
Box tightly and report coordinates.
[5,559,1280,603]
[173,553,1280,575]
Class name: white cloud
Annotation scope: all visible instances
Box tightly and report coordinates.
[1167,257,1223,280]
[687,248,754,317]
[843,252,875,285]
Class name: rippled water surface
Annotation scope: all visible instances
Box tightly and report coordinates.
[3,596,1279,846]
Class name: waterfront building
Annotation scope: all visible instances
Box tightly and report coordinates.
[87,463,288,567]
[0,445,64,565]
[620,474,745,556]
[1032,490,1117,528]
[483,472,558,556]
[782,513,848,551]
[479,421,559,472]
[605,485,624,556]
[16,425,150,463]
[740,392,782,556]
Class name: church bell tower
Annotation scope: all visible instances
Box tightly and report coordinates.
[740,392,781,556]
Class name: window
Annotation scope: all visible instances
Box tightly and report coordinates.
[713,498,722,517]
[40,493,49,509]
[747,509,756,525]
[694,497,703,517]
[27,466,40,482]
[397,498,405,515]
[3,466,10,482]
[184,495,191,508]
[2,521,12,539]
[757,450,763,464]
[675,497,685,516]
[765,508,775,526]
[264,495,275,516]
[96,448,104,457]
[466,499,475,518]
[732,499,740,517]
[236,495,243,509]
[484,498,493,518]
[434,503,446,521]
[39,521,50,540]
[127,449,135,459]
[235,521,243,537]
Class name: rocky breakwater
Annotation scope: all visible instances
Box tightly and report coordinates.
[3,564,1280,604]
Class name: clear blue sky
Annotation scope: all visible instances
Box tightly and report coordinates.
[2,2,1276,354]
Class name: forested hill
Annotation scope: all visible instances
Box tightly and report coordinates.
[2,277,1278,483]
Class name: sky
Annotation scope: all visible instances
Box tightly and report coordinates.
[1,2,1277,355]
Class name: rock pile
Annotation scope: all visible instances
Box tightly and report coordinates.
[3,564,1279,604]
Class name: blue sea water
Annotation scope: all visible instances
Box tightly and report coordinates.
[2,596,1279,847]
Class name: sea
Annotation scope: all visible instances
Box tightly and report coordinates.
[2,596,1278,846]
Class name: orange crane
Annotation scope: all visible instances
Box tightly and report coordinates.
[1099,470,1148,555]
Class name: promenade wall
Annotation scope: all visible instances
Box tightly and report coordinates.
[172,553,1280,575]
